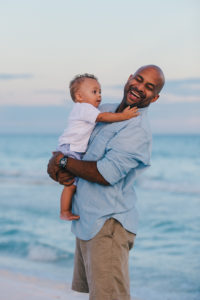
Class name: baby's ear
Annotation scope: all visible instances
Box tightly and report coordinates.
[75,92,82,102]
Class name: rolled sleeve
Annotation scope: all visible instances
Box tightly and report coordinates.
[97,126,150,185]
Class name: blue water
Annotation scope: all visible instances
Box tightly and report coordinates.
[0,133,200,300]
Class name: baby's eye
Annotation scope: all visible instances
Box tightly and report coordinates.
[93,90,97,94]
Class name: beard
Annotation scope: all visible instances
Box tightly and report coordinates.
[125,86,151,108]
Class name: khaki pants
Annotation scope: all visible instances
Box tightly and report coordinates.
[72,218,135,300]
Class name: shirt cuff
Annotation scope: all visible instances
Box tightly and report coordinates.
[97,157,139,186]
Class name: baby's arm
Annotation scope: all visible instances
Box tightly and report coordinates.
[96,106,139,123]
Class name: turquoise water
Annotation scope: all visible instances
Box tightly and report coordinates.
[0,134,200,299]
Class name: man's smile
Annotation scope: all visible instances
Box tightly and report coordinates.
[129,87,140,98]
[127,86,145,103]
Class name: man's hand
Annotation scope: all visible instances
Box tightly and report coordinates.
[57,169,75,185]
[47,152,75,186]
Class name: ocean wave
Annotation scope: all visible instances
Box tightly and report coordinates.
[0,178,53,186]
[27,244,73,263]
[1,172,200,193]
[0,170,22,177]
[0,241,29,256]
[0,168,58,185]
[137,178,200,195]
[1,166,200,194]
[27,245,60,262]
[133,286,200,300]
[0,174,53,186]
[0,240,73,263]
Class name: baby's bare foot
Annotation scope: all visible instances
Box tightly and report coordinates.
[60,211,80,221]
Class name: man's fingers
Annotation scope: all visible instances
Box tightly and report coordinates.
[62,178,75,186]
[47,165,56,181]
[59,178,75,186]
[57,169,75,186]
[47,152,65,182]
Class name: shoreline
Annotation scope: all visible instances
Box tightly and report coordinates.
[0,269,140,300]
[0,269,88,300]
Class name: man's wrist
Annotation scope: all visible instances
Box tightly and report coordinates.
[59,156,68,169]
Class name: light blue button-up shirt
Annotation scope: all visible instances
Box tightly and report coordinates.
[71,103,152,240]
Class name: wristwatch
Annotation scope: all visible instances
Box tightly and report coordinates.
[59,156,68,169]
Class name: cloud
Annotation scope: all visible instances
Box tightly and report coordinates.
[164,78,200,97]
[0,73,33,80]
[161,93,200,103]
[35,89,65,95]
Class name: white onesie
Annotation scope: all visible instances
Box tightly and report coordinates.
[58,102,100,153]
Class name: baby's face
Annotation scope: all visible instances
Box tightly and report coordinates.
[75,78,101,108]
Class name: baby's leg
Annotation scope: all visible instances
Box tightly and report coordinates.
[60,185,80,221]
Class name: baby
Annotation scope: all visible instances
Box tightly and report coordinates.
[57,73,139,220]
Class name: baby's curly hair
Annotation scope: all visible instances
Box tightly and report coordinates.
[69,73,98,101]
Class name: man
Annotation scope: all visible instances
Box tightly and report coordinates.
[47,65,165,300]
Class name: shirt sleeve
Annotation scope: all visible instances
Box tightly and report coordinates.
[76,103,100,124]
[97,125,151,185]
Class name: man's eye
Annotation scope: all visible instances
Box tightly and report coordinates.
[147,85,153,91]
[135,77,142,82]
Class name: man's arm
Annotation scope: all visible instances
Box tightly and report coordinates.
[47,123,150,187]
[67,157,109,185]
[47,152,109,186]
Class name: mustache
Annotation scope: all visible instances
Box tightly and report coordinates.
[128,86,145,100]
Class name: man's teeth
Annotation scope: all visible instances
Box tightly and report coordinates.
[130,91,140,98]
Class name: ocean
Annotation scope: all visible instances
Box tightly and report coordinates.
[0,133,199,300]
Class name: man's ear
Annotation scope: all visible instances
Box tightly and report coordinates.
[128,74,133,81]
[151,94,159,103]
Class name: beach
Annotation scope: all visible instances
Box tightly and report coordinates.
[0,269,88,300]
[0,269,140,300]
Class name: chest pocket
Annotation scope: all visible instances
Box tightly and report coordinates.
[85,121,128,161]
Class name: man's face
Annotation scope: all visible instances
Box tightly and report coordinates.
[124,67,161,108]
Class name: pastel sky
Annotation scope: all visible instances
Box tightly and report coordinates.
[0,0,200,133]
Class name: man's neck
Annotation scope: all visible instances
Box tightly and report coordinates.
[116,99,127,112]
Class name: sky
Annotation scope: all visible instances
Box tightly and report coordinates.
[0,0,200,133]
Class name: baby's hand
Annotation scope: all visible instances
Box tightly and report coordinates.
[122,106,139,119]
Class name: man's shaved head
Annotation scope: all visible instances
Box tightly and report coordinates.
[134,65,165,94]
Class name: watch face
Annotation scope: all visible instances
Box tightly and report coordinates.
[60,157,67,168]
